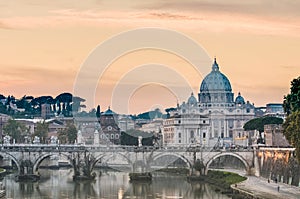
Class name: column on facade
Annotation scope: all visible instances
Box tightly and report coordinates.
[218,119,222,138]
[226,119,229,137]
[211,119,214,138]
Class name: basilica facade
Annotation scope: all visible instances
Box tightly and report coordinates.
[163,59,255,147]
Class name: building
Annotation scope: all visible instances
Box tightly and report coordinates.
[0,113,11,138]
[139,118,163,134]
[265,103,285,118]
[118,115,135,132]
[163,58,255,147]
[264,124,290,147]
[98,107,121,145]
[41,104,52,119]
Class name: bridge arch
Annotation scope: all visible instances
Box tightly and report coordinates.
[205,152,250,174]
[151,152,192,169]
[91,152,132,171]
[0,152,20,172]
[33,152,72,174]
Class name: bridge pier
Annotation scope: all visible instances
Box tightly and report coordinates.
[16,160,40,182]
[129,152,152,181]
[71,151,96,181]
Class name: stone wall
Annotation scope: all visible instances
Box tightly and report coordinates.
[258,150,300,186]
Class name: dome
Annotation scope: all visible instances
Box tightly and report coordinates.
[200,58,232,92]
[235,92,245,104]
[102,107,117,115]
[187,93,197,105]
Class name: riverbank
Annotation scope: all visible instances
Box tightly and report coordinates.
[215,169,300,199]
[232,175,300,199]
[188,170,247,197]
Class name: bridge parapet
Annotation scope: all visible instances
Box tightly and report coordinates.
[0,144,260,181]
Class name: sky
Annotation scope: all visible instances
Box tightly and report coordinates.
[0,0,299,114]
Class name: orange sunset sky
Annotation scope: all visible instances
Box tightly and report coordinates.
[0,0,299,114]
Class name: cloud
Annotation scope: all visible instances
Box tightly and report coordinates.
[0,64,73,81]
[139,0,300,18]
[0,21,13,29]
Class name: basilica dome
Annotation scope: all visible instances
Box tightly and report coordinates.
[200,58,232,92]
[198,58,234,104]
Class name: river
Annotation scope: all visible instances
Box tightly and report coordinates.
[1,169,231,199]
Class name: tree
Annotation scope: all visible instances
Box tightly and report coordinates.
[96,105,101,118]
[55,93,73,117]
[283,76,300,115]
[72,96,86,113]
[58,129,67,144]
[58,122,77,144]
[282,111,300,162]
[66,123,77,144]
[3,119,28,143]
[30,96,53,117]
[120,129,154,146]
[244,116,283,144]
[243,116,283,132]
[34,121,49,144]
[282,76,300,162]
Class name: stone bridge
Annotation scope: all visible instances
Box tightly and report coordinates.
[0,144,257,180]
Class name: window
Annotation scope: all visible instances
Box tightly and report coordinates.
[190,130,194,138]
[178,132,181,138]
[203,132,206,138]
[115,134,119,139]
[111,134,114,139]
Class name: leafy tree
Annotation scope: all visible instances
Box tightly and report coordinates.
[283,77,300,115]
[34,121,49,144]
[72,96,86,113]
[55,93,73,117]
[282,111,300,162]
[58,122,77,144]
[66,123,77,144]
[120,129,154,146]
[283,76,300,162]
[244,116,283,144]
[3,119,28,143]
[243,116,283,132]
[58,129,67,144]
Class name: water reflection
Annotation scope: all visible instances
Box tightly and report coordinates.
[2,169,230,199]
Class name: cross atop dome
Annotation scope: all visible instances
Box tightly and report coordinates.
[212,57,219,72]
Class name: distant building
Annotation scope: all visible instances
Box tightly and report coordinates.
[254,103,285,119]
[140,118,163,134]
[265,103,285,118]
[0,113,11,138]
[118,115,135,132]
[41,104,52,119]
[264,124,290,147]
[99,107,121,145]
[163,59,255,147]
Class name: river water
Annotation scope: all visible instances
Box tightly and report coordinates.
[2,169,231,199]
